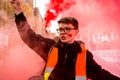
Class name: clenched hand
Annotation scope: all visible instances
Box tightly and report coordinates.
[10,0,22,14]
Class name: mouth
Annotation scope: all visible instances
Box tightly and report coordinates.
[60,36,66,40]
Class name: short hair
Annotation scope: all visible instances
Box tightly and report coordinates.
[58,17,79,29]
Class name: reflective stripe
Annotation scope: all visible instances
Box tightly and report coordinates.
[44,72,50,80]
[44,67,53,80]
[76,76,87,80]
[45,67,53,73]
[44,72,87,80]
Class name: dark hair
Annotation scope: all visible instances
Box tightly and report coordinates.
[58,17,79,29]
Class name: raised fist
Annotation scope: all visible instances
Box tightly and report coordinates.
[9,0,22,14]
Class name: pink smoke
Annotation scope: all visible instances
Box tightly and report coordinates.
[0,0,120,80]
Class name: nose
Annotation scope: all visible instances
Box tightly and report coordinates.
[59,31,67,35]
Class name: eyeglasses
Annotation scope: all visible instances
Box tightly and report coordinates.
[56,27,77,34]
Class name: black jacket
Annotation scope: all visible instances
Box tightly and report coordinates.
[15,12,120,80]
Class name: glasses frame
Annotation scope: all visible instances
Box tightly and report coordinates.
[56,27,77,34]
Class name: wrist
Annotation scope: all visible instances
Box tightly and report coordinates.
[15,7,22,15]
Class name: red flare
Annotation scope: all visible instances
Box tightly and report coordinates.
[44,0,76,27]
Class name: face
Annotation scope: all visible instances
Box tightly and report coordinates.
[57,23,79,44]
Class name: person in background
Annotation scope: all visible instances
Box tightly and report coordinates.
[10,0,120,80]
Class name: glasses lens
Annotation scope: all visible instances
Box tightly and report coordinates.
[64,27,70,33]
[57,28,63,33]
[57,27,76,33]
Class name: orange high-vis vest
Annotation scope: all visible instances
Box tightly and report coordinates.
[44,47,87,80]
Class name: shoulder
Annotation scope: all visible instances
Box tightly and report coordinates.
[77,40,85,48]
[76,40,93,54]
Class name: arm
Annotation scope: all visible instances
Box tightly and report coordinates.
[86,50,120,80]
[10,0,55,62]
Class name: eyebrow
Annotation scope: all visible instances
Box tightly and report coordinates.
[59,26,74,28]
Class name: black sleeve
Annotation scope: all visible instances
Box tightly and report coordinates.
[15,12,55,62]
[86,50,120,80]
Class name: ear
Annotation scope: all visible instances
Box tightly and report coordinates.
[75,29,79,36]
[76,29,79,34]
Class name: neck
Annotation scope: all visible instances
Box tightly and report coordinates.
[60,41,75,45]
[66,40,75,44]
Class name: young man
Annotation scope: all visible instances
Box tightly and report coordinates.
[10,0,120,80]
